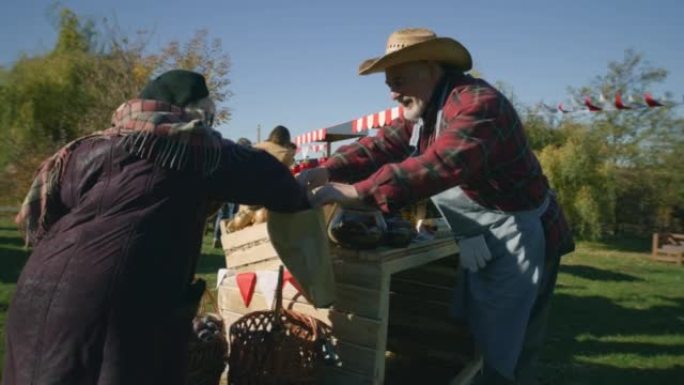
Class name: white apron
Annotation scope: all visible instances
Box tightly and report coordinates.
[409,94,549,379]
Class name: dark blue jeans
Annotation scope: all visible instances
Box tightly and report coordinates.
[213,203,234,242]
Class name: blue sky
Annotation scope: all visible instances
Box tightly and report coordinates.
[1,0,682,144]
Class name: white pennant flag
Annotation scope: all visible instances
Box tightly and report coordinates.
[216,268,235,289]
[256,270,280,309]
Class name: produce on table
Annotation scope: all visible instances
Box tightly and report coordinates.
[328,206,387,250]
[383,216,416,248]
[225,206,268,232]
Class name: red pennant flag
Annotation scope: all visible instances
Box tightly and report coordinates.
[615,92,631,110]
[282,269,304,294]
[236,272,257,307]
[584,96,603,111]
[644,92,664,107]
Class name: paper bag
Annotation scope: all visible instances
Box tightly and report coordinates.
[267,208,335,308]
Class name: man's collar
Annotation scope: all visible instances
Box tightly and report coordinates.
[420,71,467,130]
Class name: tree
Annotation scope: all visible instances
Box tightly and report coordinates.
[538,122,613,239]
[0,7,233,205]
[150,29,232,123]
[590,51,680,233]
[521,109,568,152]
[493,51,682,238]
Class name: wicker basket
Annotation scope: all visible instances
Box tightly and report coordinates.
[187,288,229,385]
[228,266,336,385]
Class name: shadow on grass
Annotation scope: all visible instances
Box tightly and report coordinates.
[540,293,684,384]
[0,235,25,248]
[559,264,643,282]
[0,246,28,283]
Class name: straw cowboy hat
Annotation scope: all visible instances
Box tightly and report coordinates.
[358,28,472,75]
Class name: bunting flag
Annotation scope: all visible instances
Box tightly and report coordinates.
[236,272,257,307]
[256,270,280,309]
[614,92,631,110]
[216,268,232,289]
[644,92,665,107]
[584,96,603,111]
[282,269,304,294]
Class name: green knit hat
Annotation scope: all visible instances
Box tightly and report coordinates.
[139,69,209,107]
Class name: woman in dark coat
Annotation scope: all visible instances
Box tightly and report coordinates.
[2,70,310,385]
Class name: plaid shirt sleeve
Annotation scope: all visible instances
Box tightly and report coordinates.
[323,118,415,183]
[351,83,509,213]
[325,78,574,258]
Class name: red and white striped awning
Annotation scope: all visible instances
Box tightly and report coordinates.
[292,105,404,155]
[351,106,404,133]
[294,128,328,146]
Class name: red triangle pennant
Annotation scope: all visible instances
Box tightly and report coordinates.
[282,269,304,294]
[236,272,257,307]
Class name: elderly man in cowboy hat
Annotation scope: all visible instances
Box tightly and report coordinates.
[298,28,575,384]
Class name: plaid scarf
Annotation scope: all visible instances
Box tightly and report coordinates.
[16,99,223,246]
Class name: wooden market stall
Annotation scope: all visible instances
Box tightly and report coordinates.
[217,215,481,385]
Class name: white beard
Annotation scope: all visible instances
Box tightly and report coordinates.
[402,98,427,122]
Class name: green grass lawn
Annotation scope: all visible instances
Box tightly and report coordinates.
[1,215,683,384]
[539,237,684,384]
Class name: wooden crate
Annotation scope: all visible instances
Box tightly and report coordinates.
[220,222,281,272]
[218,271,385,381]
[217,237,480,385]
[385,255,477,385]
[219,204,339,273]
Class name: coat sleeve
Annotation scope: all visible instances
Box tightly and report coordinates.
[207,140,310,213]
[322,118,414,183]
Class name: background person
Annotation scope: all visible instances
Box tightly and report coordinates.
[253,125,297,167]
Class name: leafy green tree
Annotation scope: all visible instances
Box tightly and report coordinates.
[568,49,683,234]
[522,110,567,152]
[0,7,232,205]
[538,122,613,239]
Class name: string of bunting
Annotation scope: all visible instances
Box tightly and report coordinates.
[217,268,303,308]
[290,92,680,159]
[535,92,683,114]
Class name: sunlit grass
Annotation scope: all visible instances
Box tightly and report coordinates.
[539,238,684,384]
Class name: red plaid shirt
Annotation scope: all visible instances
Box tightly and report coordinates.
[324,73,574,257]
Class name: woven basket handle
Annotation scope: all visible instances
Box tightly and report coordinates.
[273,265,285,318]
